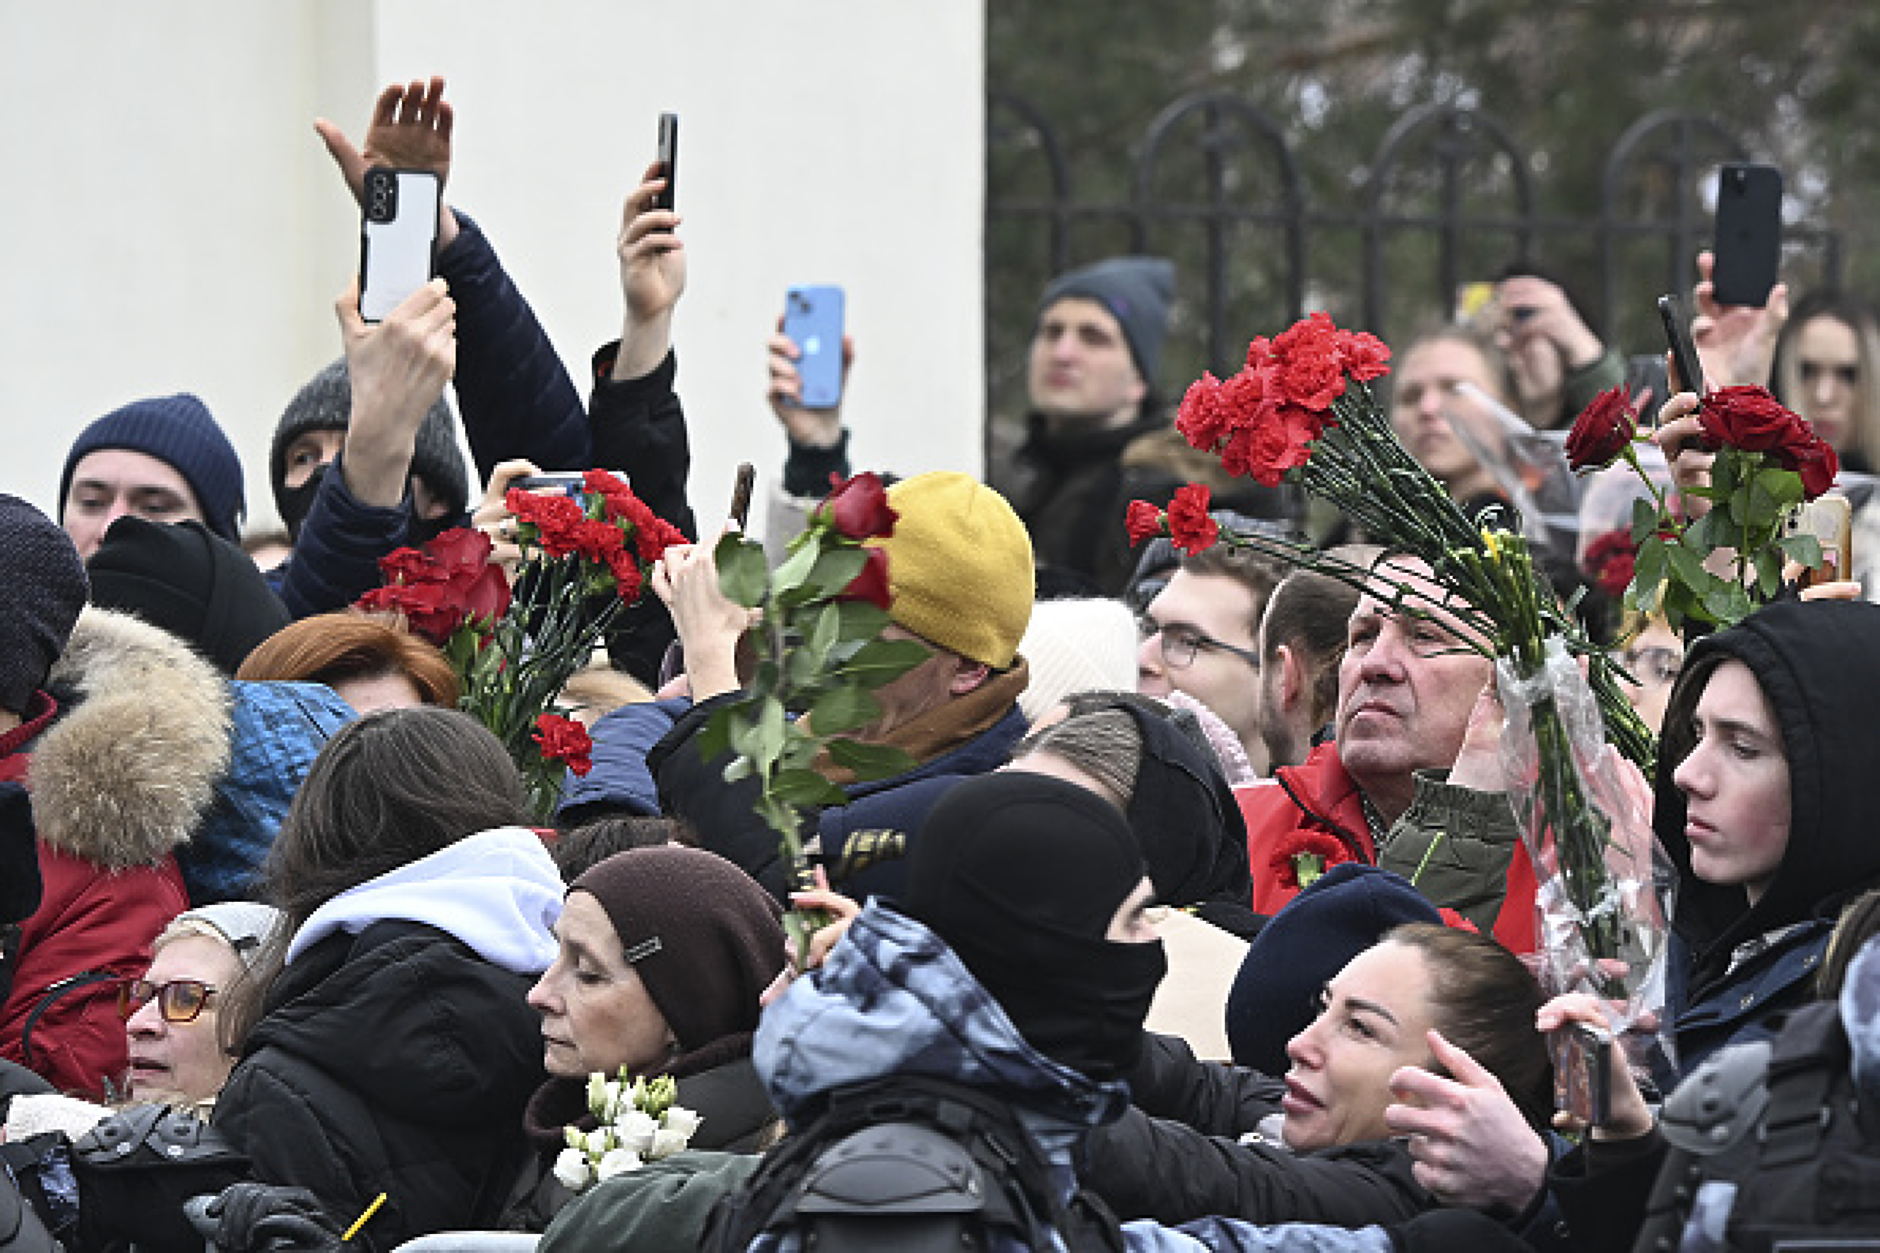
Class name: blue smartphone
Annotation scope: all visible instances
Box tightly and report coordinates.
[783,285,845,409]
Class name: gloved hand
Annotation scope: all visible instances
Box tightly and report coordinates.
[204,1183,345,1253]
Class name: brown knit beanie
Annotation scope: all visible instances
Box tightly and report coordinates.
[569,847,785,1055]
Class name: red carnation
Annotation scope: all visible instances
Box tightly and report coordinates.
[1565,386,1639,471]
[820,471,897,541]
[1268,312,1349,413]
[1176,372,1229,454]
[582,469,632,498]
[1335,328,1391,383]
[607,549,646,603]
[1270,830,1354,889]
[1165,483,1218,555]
[839,546,893,610]
[533,713,594,776]
[1125,500,1166,547]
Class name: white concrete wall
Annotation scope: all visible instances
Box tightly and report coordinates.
[0,1,984,545]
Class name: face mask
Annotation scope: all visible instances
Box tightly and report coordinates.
[276,462,329,542]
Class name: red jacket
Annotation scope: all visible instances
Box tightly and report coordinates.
[1236,742,1377,917]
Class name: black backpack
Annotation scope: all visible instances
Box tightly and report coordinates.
[701,1074,1126,1252]
[1640,1000,1880,1253]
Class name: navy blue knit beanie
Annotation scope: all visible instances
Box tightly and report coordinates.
[1224,862,1441,1077]
[58,395,246,542]
[0,494,88,713]
[1037,256,1176,386]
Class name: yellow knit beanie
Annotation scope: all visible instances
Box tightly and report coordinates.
[874,472,1034,669]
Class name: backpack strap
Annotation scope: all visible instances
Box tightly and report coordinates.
[18,970,118,1068]
[1759,1003,1847,1169]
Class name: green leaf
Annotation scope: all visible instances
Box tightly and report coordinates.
[1664,542,1710,589]
[696,710,733,762]
[1704,581,1752,625]
[1763,468,1805,509]
[1754,547,1783,599]
[722,756,752,783]
[715,534,771,607]
[808,602,841,659]
[834,600,893,640]
[770,767,847,808]
[1629,497,1660,544]
[1778,533,1824,569]
[808,684,882,736]
[827,737,921,780]
[768,539,821,599]
[1631,537,1667,598]
[839,638,934,689]
[807,547,868,595]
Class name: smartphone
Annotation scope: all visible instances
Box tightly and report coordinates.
[1712,162,1783,308]
[654,113,679,212]
[783,285,846,410]
[1554,1022,1613,1128]
[1787,494,1853,586]
[358,168,442,324]
[1657,294,1704,398]
[511,471,632,497]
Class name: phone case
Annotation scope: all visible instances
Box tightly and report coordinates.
[783,285,846,409]
[654,113,679,212]
[358,169,442,324]
[1712,163,1783,308]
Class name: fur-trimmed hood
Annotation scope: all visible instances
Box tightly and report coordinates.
[31,608,230,869]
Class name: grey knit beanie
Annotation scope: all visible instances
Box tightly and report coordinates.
[1037,256,1176,386]
[270,358,468,522]
[175,901,285,972]
[0,494,89,713]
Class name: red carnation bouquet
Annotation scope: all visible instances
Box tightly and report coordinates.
[359,470,687,818]
[1128,311,1666,1033]
[1564,383,1839,630]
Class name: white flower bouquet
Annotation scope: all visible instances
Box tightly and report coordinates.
[551,1070,703,1192]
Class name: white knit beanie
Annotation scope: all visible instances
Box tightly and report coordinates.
[1017,597,1139,724]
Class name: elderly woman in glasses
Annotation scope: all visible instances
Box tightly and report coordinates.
[120,902,282,1109]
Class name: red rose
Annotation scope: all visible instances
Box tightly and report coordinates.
[1165,483,1218,555]
[1788,435,1840,500]
[1696,386,1808,454]
[455,563,512,628]
[1580,529,1638,599]
[533,713,594,776]
[423,527,494,576]
[840,546,893,610]
[355,580,464,646]
[820,471,897,540]
[1125,499,1165,547]
[378,546,440,585]
[1565,386,1639,471]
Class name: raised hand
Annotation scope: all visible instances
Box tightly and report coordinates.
[1692,249,1789,390]
[612,161,687,381]
[767,321,854,450]
[315,76,457,247]
[336,277,457,509]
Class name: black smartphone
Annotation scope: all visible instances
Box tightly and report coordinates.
[1712,162,1783,308]
[510,472,631,497]
[654,113,679,212]
[358,168,442,323]
[1555,1022,1613,1127]
[1657,294,1704,397]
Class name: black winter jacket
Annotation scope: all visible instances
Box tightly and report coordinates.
[213,921,544,1251]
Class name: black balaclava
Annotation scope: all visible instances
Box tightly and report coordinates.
[901,772,1166,1082]
[1656,599,1880,995]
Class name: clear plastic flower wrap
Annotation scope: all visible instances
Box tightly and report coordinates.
[1497,636,1674,1070]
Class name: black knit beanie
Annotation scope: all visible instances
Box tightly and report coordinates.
[1036,256,1176,386]
[58,395,246,543]
[1224,863,1441,1077]
[270,358,468,532]
[902,772,1167,1081]
[570,847,784,1063]
[86,516,291,677]
[0,494,89,713]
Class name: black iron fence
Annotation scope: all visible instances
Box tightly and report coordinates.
[986,93,1850,426]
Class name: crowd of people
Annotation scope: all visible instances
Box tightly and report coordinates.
[1,71,1877,1253]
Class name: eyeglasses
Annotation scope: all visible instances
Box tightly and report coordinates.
[1621,645,1682,687]
[118,978,217,1024]
[1137,614,1261,671]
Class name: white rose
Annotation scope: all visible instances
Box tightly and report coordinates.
[586,1073,611,1118]
[551,1147,593,1192]
[613,1109,659,1155]
[596,1147,643,1180]
[661,1106,703,1139]
[584,1129,613,1157]
[648,1127,692,1160]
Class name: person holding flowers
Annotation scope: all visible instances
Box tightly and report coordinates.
[639,470,1038,903]
[505,846,785,1227]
